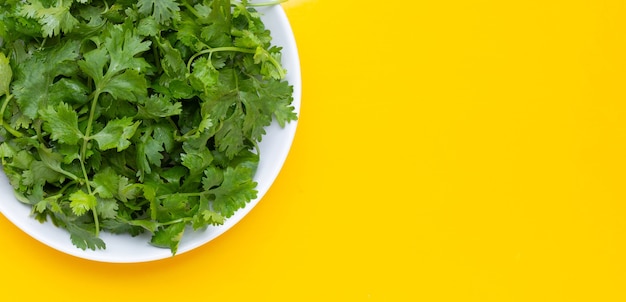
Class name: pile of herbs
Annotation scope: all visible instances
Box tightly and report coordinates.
[0,0,297,254]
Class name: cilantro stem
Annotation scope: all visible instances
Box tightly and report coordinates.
[159,218,192,226]
[236,0,288,7]
[77,151,100,236]
[38,38,47,50]
[152,42,161,71]
[82,89,102,163]
[156,192,208,200]
[262,50,286,79]
[33,119,47,146]
[92,208,100,236]
[58,180,78,195]
[187,47,254,72]
[182,2,201,19]
[80,89,102,236]
[187,46,285,79]
[0,94,22,138]
[0,122,21,138]
[167,117,181,137]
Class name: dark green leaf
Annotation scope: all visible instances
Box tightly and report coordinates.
[136,95,182,119]
[48,78,90,105]
[209,165,257,217]
[67,222,106,251]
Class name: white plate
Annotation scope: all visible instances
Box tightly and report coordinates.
[0,5,300,263]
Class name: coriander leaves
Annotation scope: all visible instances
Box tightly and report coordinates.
[0,0,296,255]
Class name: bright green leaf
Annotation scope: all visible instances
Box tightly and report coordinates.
[137,0,180,25]
[92,167,121,199]
[69,190,96,217]
[202,166,223,191]
[137,16,159,37]
[20,0,79,37]
[189,57,219,92]
[39,102,83,145]
[96,198,119,220]
[136,95,182,120]
[104,24,152,75]
[91,117,141,151]
[78,48,108,84]
[181,143,213,176]
[102,70,147,102]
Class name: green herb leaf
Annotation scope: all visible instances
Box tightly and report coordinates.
[91,117,141,151]
[96,198,119,220]
[209,165,258,217]
[92,167,121,199]
[69,190,96,217]
[103,70,148,102]
[136,95,182,119]
[20,0,79,37]
[67,222,106,251]
[137,0,180,25]
[150,222,186,255]
[39,102,83,145]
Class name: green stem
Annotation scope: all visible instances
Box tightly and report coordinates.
[57,180,78,196]
[80,89,102,236]
[0,94,22,138]
[102,0,110,12]
[81,89,101,163]
[187,46,285,79]
[78,158,91,190]
[76,156,99,234]
[52,164,81,182]
[152,38,161,71]
[187,46,254,72]
[38,37,47,50]
[264,50,286,79]
[183,1,201,18]
[92,208,100,236]
[156,191,208,200]
[167,117,182,140]
[159,218,192,227]
[233,0,288,7]
[0,94,11,116]
[33,119,47,145]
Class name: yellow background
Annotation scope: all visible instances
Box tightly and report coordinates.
[2,0,626,300]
